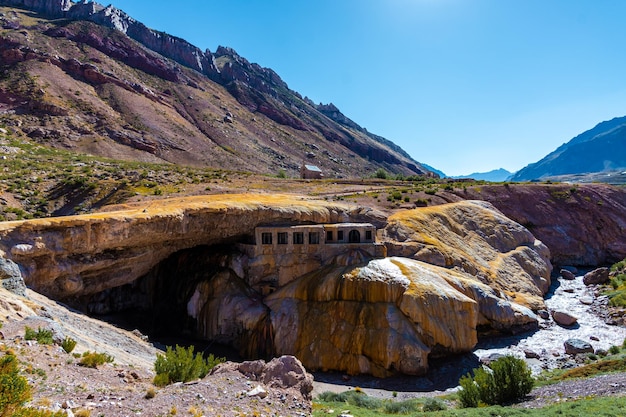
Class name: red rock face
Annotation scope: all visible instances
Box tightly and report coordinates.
[457,184,626,266]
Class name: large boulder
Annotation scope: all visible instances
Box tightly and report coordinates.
[212,355,313,400]
[564,338,594,355]
[552,310,578,327]
[583,267,610,285]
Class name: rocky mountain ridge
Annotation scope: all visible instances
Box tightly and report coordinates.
[0,0,432,177]
[512,115,626,181]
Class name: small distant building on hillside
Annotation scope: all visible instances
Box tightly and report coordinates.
[300,164,323,179]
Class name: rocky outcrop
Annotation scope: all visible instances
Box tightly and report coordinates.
[0,257,25,296]
[0,0,70,17]
[457,184,626,266]
[212,356,314,400]
[383,200,552,310]
[263,256,539,377]
[0,0,220,80]
[0,194,382,299]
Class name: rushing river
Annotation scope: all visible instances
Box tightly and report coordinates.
[474,273,626,374]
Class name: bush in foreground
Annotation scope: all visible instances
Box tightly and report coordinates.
[458,355,534,407]
[153,345,224,386]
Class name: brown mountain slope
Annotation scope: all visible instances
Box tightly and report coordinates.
[0,3,431,178]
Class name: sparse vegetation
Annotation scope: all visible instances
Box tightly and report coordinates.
[374,168,390,180]
[458,355,533,407]
[60,337,77,354]
[78,351,114,368]
[153,345,224,386]
[24,327,53,345]
[604,257,626,307]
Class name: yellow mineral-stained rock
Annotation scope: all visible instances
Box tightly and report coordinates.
[263,254,540,376]
[0,194,383,298]
[384,200,552,310]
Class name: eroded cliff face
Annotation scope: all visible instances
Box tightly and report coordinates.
[0,195,551,376]
[456,184,626,266]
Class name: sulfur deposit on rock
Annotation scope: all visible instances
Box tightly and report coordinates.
[384,200,552,310]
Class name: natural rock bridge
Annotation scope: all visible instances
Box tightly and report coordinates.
[0,194,552,376]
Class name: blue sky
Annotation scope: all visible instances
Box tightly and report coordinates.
[109,0,626,176]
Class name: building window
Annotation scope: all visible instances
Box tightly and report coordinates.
[277,232,288,245]
[309,232,320,244]
[337,230,344,241]
[261,232,272,245]
[348,230,360,243]
[326,231,333,242]
[365,230,372,241]
[293,232,304,244]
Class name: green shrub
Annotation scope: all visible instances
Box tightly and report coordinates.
[382,399,419,413]
[458,373,480,408]
[24,327,53,345]
[0,354,31,417]
[374,168,389,179]
[609,345,621,355]
[61,337,77,354]
[458,355,534,407]
[153,345,224,386]
[78,351,114,368]
[422,397,447,411]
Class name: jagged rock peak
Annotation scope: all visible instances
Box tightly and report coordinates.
[0,0,220,78]
[0,0,71,17]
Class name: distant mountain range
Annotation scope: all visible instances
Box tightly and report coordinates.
[452,168,512,182]
[511,116,626,182]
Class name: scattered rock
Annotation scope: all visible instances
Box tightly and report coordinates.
[537,310,550,320]
[564,338,594,355]
[247,385,268,398]
[524,349,540,359]
[480,353,505,366]
[560,269,576,280]
[564,288,575,293]
[583,267,609,285]
[580,296,594,305]
[561,266,579,274]
[552,310,578,327]
[590,336,600,341]
[0,257,26,296]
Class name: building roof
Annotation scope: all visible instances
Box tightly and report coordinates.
[303,165,322,172]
